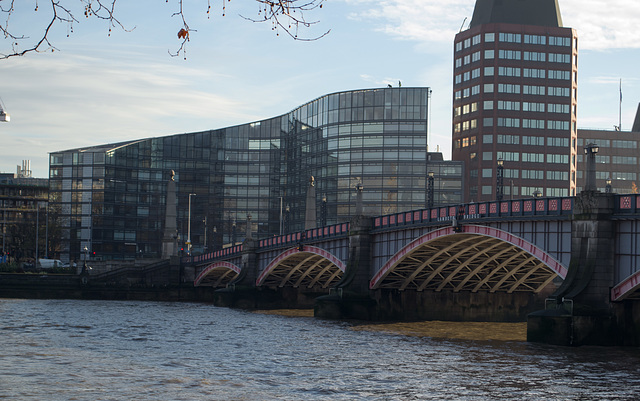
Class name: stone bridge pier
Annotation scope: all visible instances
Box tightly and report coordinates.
[528,191,627,346]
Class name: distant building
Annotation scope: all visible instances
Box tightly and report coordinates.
[577,104,640,193]
[49,87,464,262]
[453,0,578,202]
[0,165,48,263]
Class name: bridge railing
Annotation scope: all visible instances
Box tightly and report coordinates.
[258,222,351,251]
[614,194,640,216]
[183,244,244,265]
[374,197,574,230]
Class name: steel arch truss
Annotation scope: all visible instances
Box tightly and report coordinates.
[371,225,568,294]
[257,246,345,289]
[194,261,241,288]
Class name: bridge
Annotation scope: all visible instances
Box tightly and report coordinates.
[185,191,640,346]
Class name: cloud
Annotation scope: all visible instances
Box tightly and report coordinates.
[346,0,640,51]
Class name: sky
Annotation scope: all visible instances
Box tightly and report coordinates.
[1,0,639,178]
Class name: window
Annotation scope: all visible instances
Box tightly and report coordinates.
[498,66,521,77]
[498,84,520,94]
[549,53,571,63]
[496,151,520,161]
[547,171,569,180]
[522,119,545,129]
[483,134,493,144]
[522,153,545,163]
[499,50,521,60]
[522,102,545,112]
[483,118,493,127]
[472,34,481,46]
[613,156,638,164]
[497,135,520,145]
[524,34,546,45]
[548,70,571,80]
[548,104,570,114]
[523,68,546,79]
[547,154,569,163]
[499,33,521,43]
[472,51,481,62]
[464,38,471,48]
[484,66,494,76]
[522,170,544,179]
[455,74,462,84]
[485,49,495,59]
[464,55,471,65]
[484,84,494,93]
[471,68,481,79]
[523,136,544,146]
[497,100,520,111]
[524,52,546,62]
[497,118,520,128]
[547,137,569,147]
[484,101,494,110]
[612,140,638,149]
[548,87,570,97]
[483,152,493,161]
[456,42,463,52]
[454,90,462,100]
[523,85,545,95]
[482,169,493,178]
[455,58,462,68]
[471,85,480,96]
[485,33,495,42]
[549,36,571,46]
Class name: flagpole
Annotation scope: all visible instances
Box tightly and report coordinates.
[619,79,623,131]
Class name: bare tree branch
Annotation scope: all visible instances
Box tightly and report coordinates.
[0,0,328,60]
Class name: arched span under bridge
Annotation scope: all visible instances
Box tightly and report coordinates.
[370,225,568,293]
[194,261,241,287]
[256,245,346,289]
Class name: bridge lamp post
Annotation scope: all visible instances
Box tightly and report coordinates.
[584,143,599,192]
[605,177,613,194]
[427,172,435,208]
[187,193,196,254]
[496,159,505,201]
[321,194,327,227]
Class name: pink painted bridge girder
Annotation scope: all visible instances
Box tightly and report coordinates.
[370,225,568,290]
[256,245,346,287]
[612,270,640,301]
[194,261,241,287]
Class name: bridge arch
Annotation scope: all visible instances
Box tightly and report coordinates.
[257,245,346,289]
[371,225,568,293]
[194,261,241,287]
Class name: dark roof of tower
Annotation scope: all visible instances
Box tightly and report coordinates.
[470,0,563,28]
[633,103,640,132]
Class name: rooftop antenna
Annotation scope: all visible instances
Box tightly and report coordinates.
[0,96,9,122]
[459,17,468,33]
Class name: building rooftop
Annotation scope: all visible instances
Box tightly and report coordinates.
[470,0,563,28]
[633,103,640,133]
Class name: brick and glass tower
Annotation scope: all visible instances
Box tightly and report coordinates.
[453,0,578,202]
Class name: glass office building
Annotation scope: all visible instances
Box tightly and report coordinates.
[49,87,463,262]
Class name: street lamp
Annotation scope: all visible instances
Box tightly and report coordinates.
[187,193,196,254]
[606,177,613,193]
[427,172,435,208]
[533,189,543,198]
[584,143,599,192]
[496,159,504,201]
[321,194,327,227]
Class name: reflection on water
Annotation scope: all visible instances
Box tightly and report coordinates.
[1,299,640,401]
[353,320,526,342]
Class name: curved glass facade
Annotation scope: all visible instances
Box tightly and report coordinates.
[49,87,460,261]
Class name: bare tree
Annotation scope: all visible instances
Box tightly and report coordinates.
[1,0,328,60]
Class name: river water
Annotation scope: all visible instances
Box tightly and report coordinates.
[1,299,639,400]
